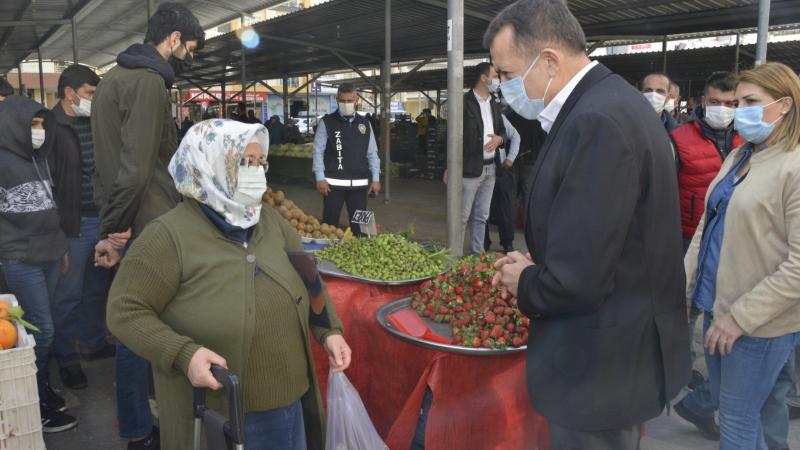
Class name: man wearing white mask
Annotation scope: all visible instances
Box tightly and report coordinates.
[486,0,688,447]
[670,71,743,441]
[312,83,381,234]
[444,62,507,254]
[50,64,118,392]
[641,72,680,133]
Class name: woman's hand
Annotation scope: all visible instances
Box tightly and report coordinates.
[187,347,228,390]
[704,313,744,356]
[324,334,352,373]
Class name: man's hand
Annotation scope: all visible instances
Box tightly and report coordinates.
[484,134,504,152]
[186,347,228,389]
[443,170,448,185]
[107,228,131,250]
[705,313,744,356]
[369,181,382,196]
[61,253,70,274]
[94,239,121,268]
[324,334,352,373]
[503,159,514,170]
[492,251,533,298]
[316,180,330,196]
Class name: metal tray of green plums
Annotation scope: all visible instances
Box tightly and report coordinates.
[375,296,527,355]
[317,259,451,286]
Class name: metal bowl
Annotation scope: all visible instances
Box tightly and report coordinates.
[317,259,448,286]
[375,296,527,356]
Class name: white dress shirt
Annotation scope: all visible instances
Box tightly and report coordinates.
[499,115,520,163]
[473,89,497,159]
[538,60,599,134]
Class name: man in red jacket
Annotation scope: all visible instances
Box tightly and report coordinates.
[671,71,742,252]
[671,71,742,440]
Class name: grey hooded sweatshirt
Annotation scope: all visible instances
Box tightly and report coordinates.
[0,95,67,263]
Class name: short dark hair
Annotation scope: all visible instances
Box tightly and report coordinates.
[57,64,100,98]
[337,83,356,95]
[145,2,205,50]
[0,77,13,97]
[472,62,493,88]
[704,71,737,94]
[483,0,586,56]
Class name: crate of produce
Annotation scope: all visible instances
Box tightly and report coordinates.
[0,294,44,450]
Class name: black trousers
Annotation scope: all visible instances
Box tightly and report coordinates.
[484,166,515,251]
[322,187,368,235]
[548,423,641,450]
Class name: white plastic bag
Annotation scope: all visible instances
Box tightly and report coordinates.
[325,371,388,450]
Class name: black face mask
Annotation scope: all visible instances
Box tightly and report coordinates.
[169,43,193,75]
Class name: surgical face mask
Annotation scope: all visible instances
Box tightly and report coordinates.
[643,92,667,114]
[704,105,735,130]
[734,98,786,144]
[233,164,267,208]
[499,52,552,120]
[664,98,676,113]
[70,96,92,117]
[488,78,500,94]
[31,129,45,149]
[338,102,355,117]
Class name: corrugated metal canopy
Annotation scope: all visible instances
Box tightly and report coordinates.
[0,0,91,74]
[325,40,800,96]
[179,0,800,87]
[35,0,287,69]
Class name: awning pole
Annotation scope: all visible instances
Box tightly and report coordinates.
[446,0,464,256]
[37,48,45,105]
[661,36,668,72]
[755,0,770,65]
[734,33,741,73]
[71,16,79,63]
[221,77,226,118]
[381,0,392,204]
[283,75,289,123]
[17,64,23,96]
[241,15,247,114]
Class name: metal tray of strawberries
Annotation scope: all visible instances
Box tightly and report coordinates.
[375,296,527,356]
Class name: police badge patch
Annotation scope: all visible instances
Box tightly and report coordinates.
[358,124,367,135]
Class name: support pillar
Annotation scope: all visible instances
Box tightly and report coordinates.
[755,0,770,65]
[446,0,464,256]
[381,0,392,203]
[71,16,79,63]
[37,48,45,105]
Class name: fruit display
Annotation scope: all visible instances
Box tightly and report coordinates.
[269,143,313,159]
[317,233,449,281]
[410,253,529,350]
[262,188,351,241]
[0,299,39,350]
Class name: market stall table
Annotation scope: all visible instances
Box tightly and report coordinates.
[311,276,551,450]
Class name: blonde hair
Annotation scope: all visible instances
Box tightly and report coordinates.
[737,62,800,150]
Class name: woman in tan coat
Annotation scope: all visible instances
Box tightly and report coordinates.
[107,119,351,449]
[684,62,800,449]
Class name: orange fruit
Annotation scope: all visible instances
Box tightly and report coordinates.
[0,319,17,350]
[0,300,11,320]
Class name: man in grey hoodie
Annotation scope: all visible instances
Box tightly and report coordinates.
[0,95,78,433]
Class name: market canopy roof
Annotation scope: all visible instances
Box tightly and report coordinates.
[0,0,286,75]
[178,0,800,87]
[325,40,800,97]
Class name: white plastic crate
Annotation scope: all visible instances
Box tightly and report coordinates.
[0,294,44,450]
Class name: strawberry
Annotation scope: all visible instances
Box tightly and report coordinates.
[472,337,481,348]
[482,340,492,348]
[512,337,524,347]
[504,307,513,316]
[496,337,507,347]
[506,323,515,332]
[480,330,490,340]
[485,312,496,324]
[491,325,504,339]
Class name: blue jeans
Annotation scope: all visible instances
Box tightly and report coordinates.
[1,259,61,404]
[116,342,153,438]
[461,165,496,254]
[705,313,800,450]
[762,352,795,450]
[244,400,306,450]
[52,216,111,368]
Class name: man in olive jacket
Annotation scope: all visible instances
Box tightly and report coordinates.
[90,3,204,449]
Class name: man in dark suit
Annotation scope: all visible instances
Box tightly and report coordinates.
[486,1,689,448]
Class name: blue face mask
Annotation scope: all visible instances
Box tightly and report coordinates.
[734,98,786,144]
[499,53,552,120]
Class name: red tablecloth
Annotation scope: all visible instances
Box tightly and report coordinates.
[311,277,551,450]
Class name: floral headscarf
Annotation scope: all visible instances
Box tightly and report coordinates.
[169,119,269,228]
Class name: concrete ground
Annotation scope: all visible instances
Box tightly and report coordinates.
[43,179,800,449]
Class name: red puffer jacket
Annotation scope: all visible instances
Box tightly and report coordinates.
[671,121,744,240]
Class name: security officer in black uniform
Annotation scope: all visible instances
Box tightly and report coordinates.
[312,83,381,234]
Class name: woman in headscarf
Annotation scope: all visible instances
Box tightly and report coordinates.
[107,119,351,450]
